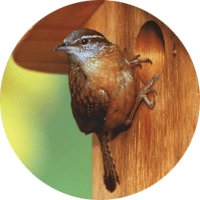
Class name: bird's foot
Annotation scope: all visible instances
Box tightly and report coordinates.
[136,75,160,109]
[129,54,152,68]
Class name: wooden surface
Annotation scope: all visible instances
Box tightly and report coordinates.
[11,1,199,199]
[83,1,199,199]
[12,0,104,74]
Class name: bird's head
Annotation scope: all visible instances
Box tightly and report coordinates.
[53,29,115,65]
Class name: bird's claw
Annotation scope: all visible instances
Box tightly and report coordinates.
[150,88,157,95]
[129,54,152,68]
[137,75,160,109]
[147,93,156,109]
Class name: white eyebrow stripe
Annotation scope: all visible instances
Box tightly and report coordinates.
[72,35,105,44]
[81,35,104,39]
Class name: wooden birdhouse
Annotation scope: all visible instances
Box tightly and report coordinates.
[2,1,199,199]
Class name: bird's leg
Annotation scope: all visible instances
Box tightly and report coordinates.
[129,54,152,68]
[124,75,160,127]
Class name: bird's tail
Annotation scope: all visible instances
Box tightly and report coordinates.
[98,134,120,192]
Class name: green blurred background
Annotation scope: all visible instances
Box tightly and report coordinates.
[0,0,200,200]
[1,56,92,199]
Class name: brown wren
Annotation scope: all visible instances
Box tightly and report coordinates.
[53,28,160,192]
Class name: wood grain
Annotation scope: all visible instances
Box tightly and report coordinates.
[12,1,104,74]
[11,1,199,199]
[135,20,165,84]
[83,1,199,199]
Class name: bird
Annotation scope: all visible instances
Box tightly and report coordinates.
[53,28,160,192]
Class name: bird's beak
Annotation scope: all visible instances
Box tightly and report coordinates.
[53,42,69,52]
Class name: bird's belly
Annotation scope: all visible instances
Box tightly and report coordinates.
[104,82,136,130]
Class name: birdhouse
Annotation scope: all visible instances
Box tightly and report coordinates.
[2,0,199,200]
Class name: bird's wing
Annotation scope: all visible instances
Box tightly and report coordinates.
[71,88,109,134]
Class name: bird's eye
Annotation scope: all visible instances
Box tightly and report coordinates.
[81,39,88,45]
